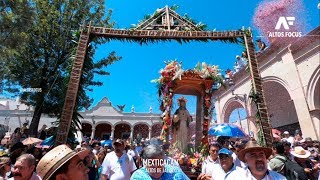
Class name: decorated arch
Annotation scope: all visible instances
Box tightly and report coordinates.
[56,5,273,147]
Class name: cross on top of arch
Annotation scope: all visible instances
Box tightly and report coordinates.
[133,5,204,31]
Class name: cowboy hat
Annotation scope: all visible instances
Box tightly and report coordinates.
[290,146,311,159]
[237,140,272,162]
[36,144,89,180]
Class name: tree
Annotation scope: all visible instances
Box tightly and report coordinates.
[0,0,33,94]
[1,0,121,137]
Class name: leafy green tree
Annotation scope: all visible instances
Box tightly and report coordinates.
[0,0,33,94]
[1,0,121,137]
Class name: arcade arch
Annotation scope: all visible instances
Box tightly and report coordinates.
[133,123,149,139]
[151,123,162,138]
[306,66,320,138]
[81,123,92,138]
[114,123,131,139]
[95,123,112,140]
[263,80,299,131]
[307,66,320,110]
[222,97,247,123]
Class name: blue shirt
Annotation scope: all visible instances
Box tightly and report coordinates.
[130,165,190,180]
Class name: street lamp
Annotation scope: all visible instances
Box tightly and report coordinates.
[231,90,249,133]
[91,114,95,140]
[15,105,22,128]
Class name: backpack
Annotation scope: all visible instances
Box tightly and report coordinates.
[275,157,308,180]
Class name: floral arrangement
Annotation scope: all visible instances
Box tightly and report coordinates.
[194,62,220,79]
[159,60,184,81]
[168,141,209,173]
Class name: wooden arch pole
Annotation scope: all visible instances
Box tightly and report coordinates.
[54,24,91,146]
[244,31,273,147]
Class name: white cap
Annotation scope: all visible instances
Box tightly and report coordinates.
[76,145,81,149]
[283,131,289,134]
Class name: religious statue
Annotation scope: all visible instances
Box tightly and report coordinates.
[172,96,192,152]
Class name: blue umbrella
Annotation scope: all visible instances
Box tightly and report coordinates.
[40,136,54,146]
[40,136,78,146]
[208,123,247,138]
[101,140,112,148]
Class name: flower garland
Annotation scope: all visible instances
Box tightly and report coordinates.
[157,61,182,142]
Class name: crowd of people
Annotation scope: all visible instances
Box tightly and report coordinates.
[0,126,319,180]
[198,131,320,180]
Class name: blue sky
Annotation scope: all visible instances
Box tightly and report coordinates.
[88,0,319,122]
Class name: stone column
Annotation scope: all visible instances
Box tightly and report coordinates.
[148,127,152,139]
[130,127,134,140]
[215,97,222,124]
[281,51,318,139]
[90,126,95,140]
[110,127,115,140]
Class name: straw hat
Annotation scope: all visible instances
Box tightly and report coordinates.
[0,149,7,157]
[36,144,89,180]
[0,156,10,166]
[237,140,272,162]
[290,146,311,159]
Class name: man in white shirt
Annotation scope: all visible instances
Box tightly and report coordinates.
[226,140,286,180]
[281,131,294,145]
[197,142,221,180]
[127,143,139,167]
[101,139,137,180]
[235,55,248,70]
[127,144,139,159]
[211,148,243,180]
[91,142,101,155]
